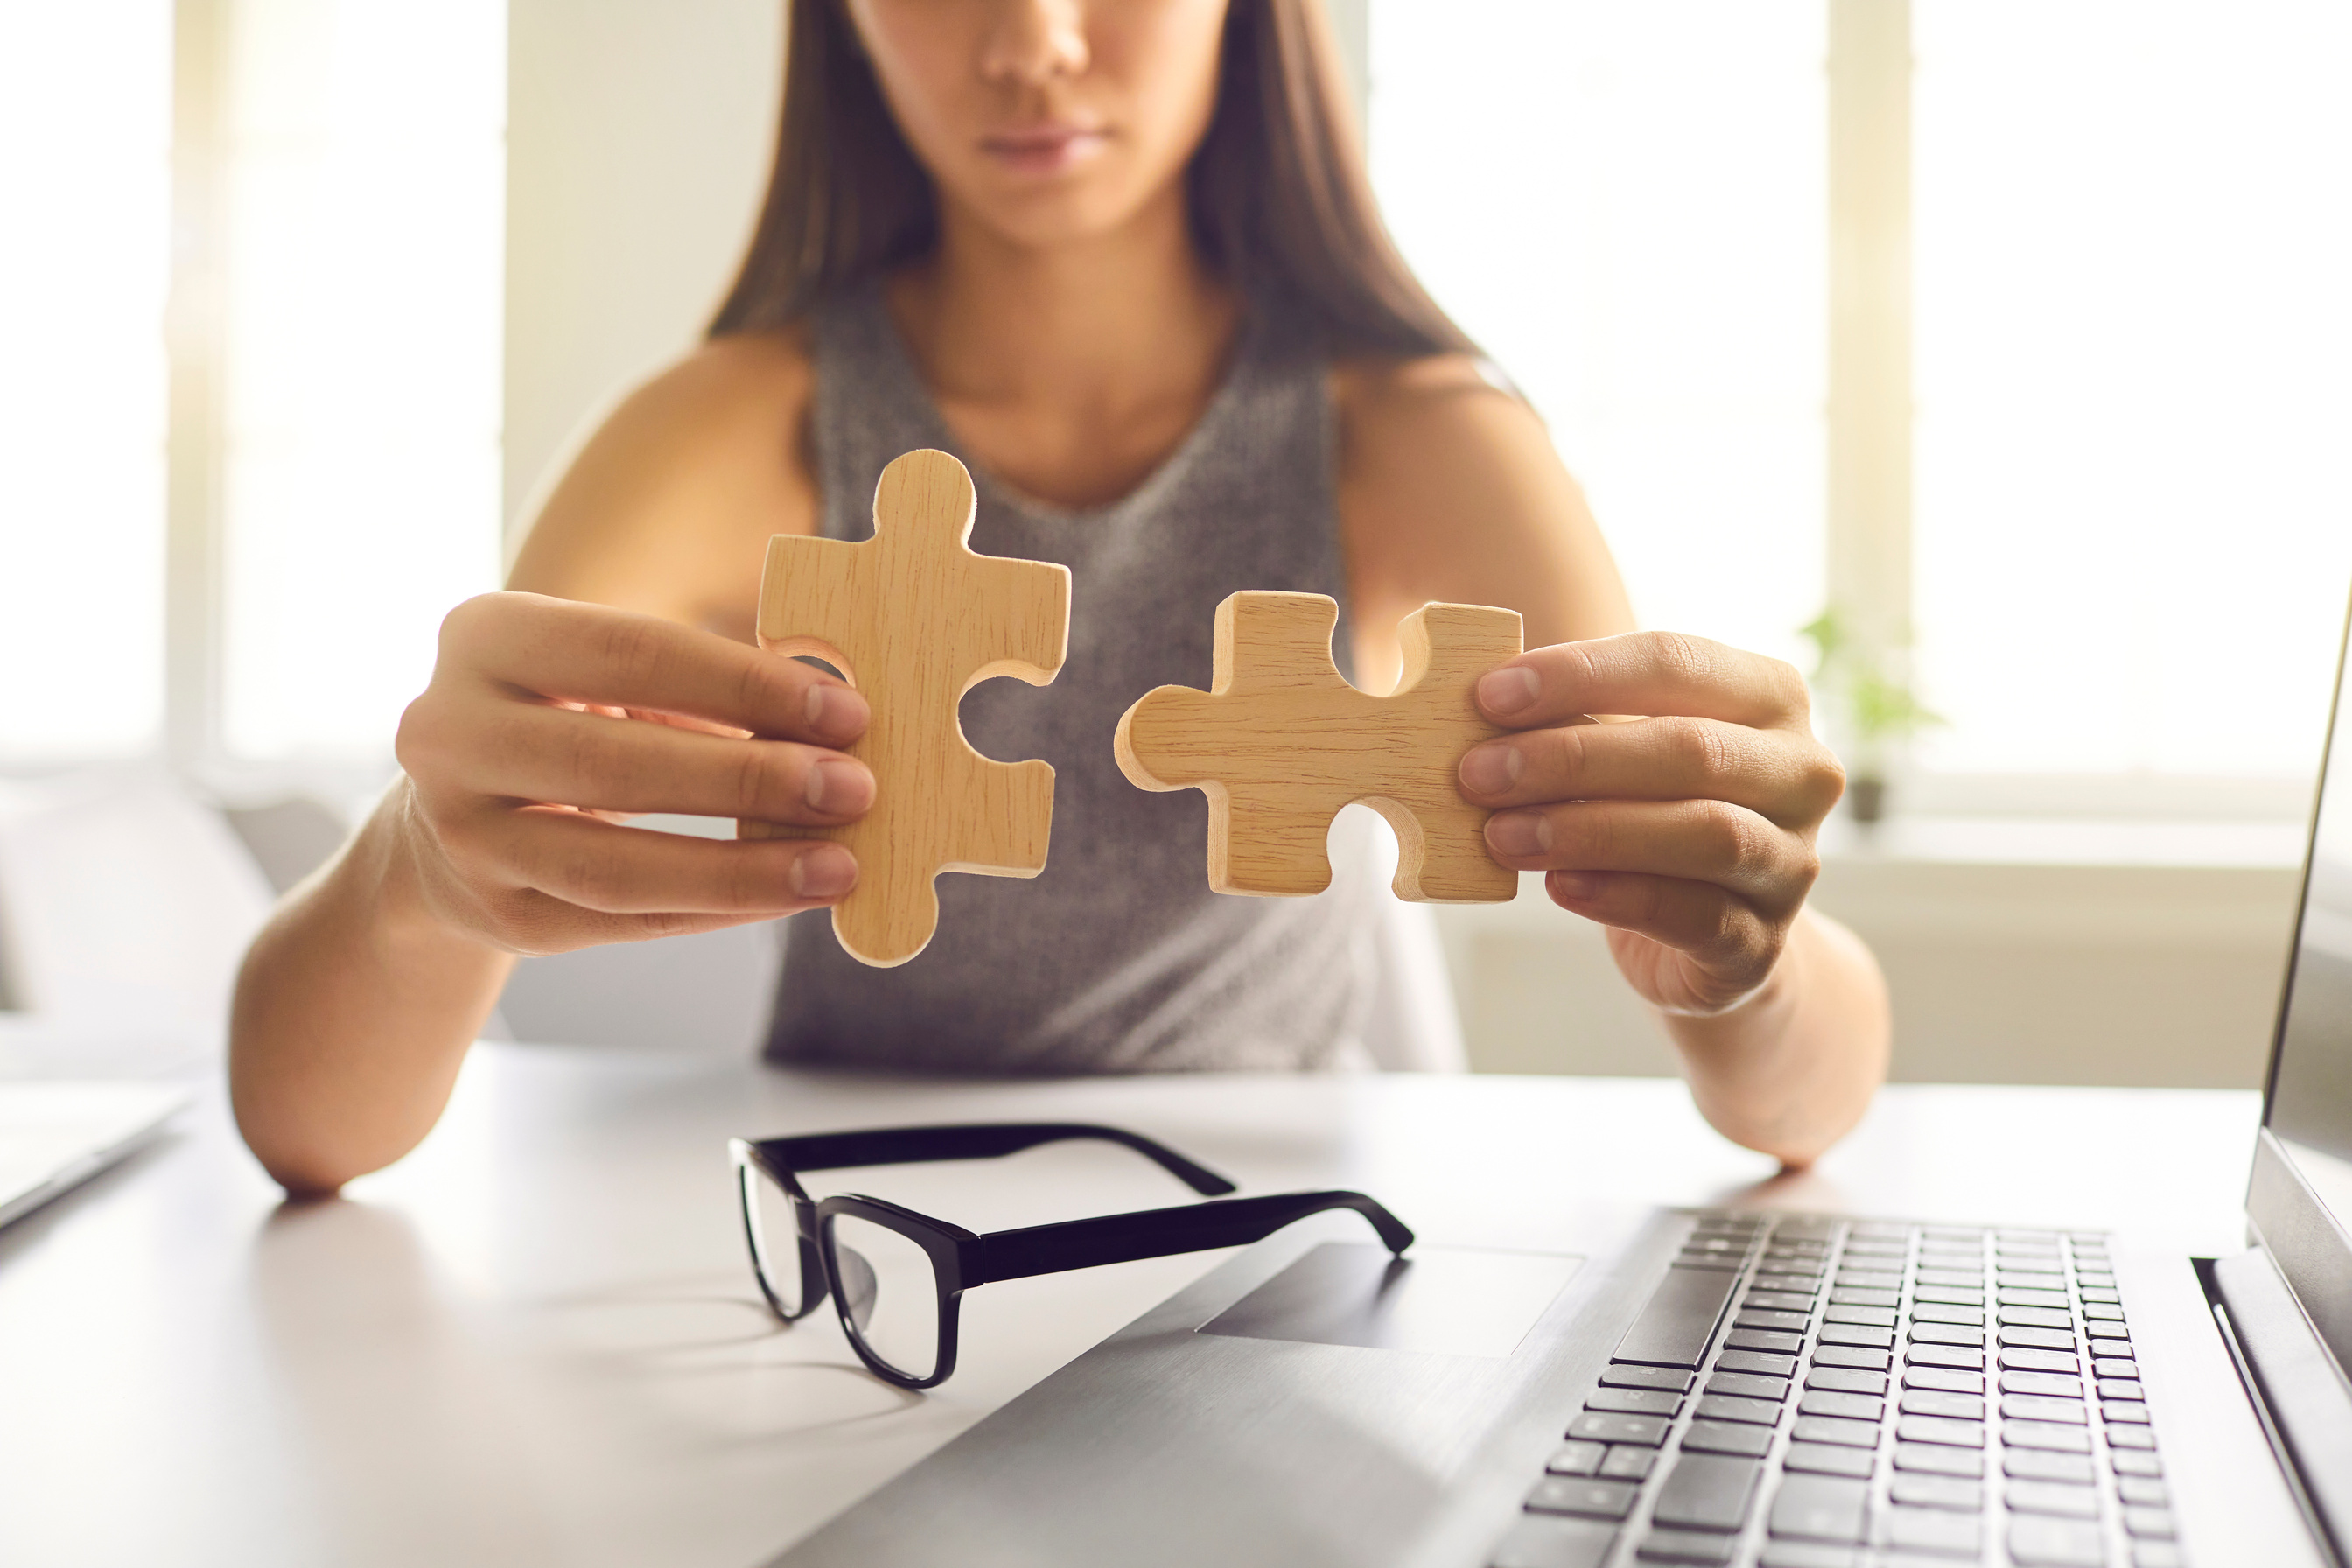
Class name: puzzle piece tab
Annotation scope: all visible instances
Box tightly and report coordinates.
[1114,592,1522,902]
[739,449,1071,966]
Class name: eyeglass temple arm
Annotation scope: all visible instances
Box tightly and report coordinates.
[962,1191,1414,1287]
[750,1124,1235,1195]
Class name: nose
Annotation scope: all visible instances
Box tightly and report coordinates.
[979,0,1089,87]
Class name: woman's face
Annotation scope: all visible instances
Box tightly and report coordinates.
[845,0,1231,250]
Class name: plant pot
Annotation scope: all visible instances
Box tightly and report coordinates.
[1848,776,1887,824]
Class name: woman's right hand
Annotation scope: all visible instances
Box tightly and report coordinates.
[388,592,872,955]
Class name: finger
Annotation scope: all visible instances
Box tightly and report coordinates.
[463,701,874,822]
[1482,798,1818,913]
[441,593,869,746]
[1543,870,1780,988]
[482,805,858,915]
[1474,630,1812,733]
[1459,716,1844,827]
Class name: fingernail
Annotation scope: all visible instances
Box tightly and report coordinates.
[1549,870,1601,901]
[804,682,868,742]
[1477,666,1540,717]
[1459,741,1522,795]
[804,758,873,815]
[1485,810,1550,857]
[789,844,858,899]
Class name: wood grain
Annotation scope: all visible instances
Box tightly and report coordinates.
[1115,592,1522,902]
[738,449,1071,966]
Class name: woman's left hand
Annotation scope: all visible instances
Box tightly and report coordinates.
[1457,631,1845,1016]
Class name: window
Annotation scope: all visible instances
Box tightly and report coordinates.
[1369,0,2352,811]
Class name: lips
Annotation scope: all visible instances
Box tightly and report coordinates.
[979,123,1110,176]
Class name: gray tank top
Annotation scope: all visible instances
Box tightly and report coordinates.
[762,284,1384,1074]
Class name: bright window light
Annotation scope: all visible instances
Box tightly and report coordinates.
[1913,0,2352,780]
[0,3,172,763]
[1368,1,1828,667]
[218,0,506,762]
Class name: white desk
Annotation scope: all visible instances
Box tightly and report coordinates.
[0,1046,2259,1567]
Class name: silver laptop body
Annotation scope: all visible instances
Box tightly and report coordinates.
[778,598,2352,1568]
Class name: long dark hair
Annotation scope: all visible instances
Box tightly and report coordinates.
[707,0,1476,360]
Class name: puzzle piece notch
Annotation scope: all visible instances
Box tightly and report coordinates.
[738,448,1071,967]
[1114,591,1522,903]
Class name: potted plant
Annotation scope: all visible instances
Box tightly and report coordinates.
[1797,608,1942,824]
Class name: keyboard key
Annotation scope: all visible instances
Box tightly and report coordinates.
[2000,1289,2073,1310]
[1912,1284,1985,1306]
[2131,1544,2186,1568]
[1883,1503,1980,1556]
[2106,1424,2158,1450]
[2003,1421,2092,1453]
[2110,1449,2163,1476]
[1758,1544,1859,1568]
[1825,1304,1898,1328]
[1900,1390,1985,1420]
[1526,1476,1639,1520]
[1718,1348,1799,1377]
[1806,1367,1888,1396]
[2000,1306,2076,1329]
[1676,1253,1745,1271]
[1681,1419,1774,1458]
[2122,1507,2175,1540]
[1782,1441,1874,1478]
[2001,1326,2077,1351]
[2002,1348,2079,1374]
[2004,1449,2095,1483]
[1748,1291,1817,1312]
[1768,1472,1869,1542]
[1817,1323,1897,1348]
[1834,1273,1903,1295]
[2091,1357,2138,1379]
[2006,1479,2100,1518]
[1737,1308,1813,1333]
[1706,1369,1789,1401]
[1727,1328,1805,1354]
[1600,1445,1658,1480]
[2082,1302,2128,1321]
[1890,1474,1982,1511]
[1799,1390,1885,1421]
[1634,1527,1737,1564]
[1830,1287,1900,1307]
[1548,1440,1606,1475]
[1588,1388,1683,1418]
[1908,1322,1984,1347]
[2002,1394,2085,1424]
[1895,1414,1984,1448]
[1602,1364,1696,1392]
[1653,1452,1763,1533]
[1916,1269,1984,1287]
[2002,1371,2084,1398]
[1903,1367,1984,1395]
[1997,1272,2069,1292]
[1568,1412,1669,1446]
[1893,1442,1981,1478]
[2007,1514,2106,1566]
[2087,1322,2132,1344]
[1906,1343,1984,1371]
[2117,1477,2168,1506]
[1490,1513,1620,1568]
[1695,1394,1782,1426]
[1815,1344,1893,1370]
[1790,1415,1880,1448]
[2104,1401,2152,1425]
[1910,1302,1984,1326]
[1614,1266,1743,1369]
[2078,1288,2121,1305]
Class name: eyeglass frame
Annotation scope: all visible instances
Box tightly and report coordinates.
[730,1122,1415,1390]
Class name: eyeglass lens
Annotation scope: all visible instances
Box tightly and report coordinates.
[741,1164,810,1317]
[828,1214,941,1382]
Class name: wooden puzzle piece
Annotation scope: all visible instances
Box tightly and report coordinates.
[1114,592,1522,903]
[738,449,1070,966]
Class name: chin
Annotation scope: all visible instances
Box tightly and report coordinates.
[950,168,1170,252]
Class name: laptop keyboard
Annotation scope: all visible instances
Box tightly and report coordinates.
[1489,1212,2179,1568]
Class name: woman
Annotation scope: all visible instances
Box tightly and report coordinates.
[230,0,1887,1194]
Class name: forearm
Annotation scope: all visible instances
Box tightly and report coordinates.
[228,780,513,1194]
[1657,909,1889,1169]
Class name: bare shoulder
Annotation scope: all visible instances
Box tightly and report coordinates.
[1329,354,1633,649]
[509,327,818,627]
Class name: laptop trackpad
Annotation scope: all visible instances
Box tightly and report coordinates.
[1196,1242,1582,1360]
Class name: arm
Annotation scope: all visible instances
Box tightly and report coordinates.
[231,335,872,1194]
[1334,360,1888,1168]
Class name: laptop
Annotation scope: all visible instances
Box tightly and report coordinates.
[0,1081,186,1230]
[776,598,2352,1568]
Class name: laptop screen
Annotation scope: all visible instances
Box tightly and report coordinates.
[2264,591,2352,1235]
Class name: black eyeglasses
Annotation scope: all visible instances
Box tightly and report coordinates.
[731,1123,1414,1390]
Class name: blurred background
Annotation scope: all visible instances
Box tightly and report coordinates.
[1,0,2347,1088]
